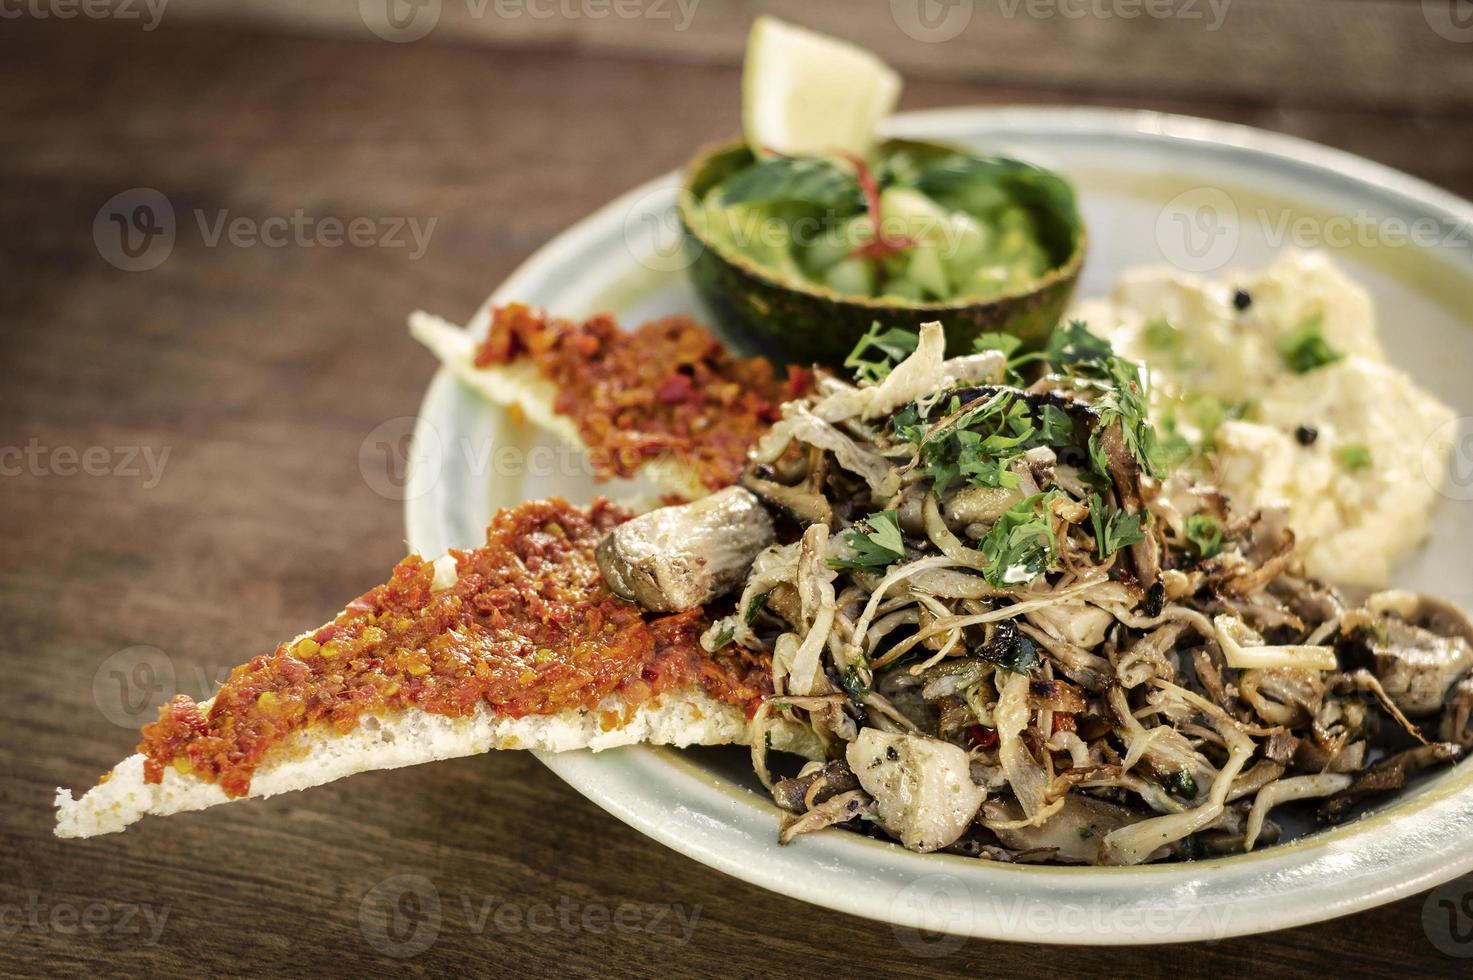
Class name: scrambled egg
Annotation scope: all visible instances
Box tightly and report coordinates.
[1073,251,1454,587]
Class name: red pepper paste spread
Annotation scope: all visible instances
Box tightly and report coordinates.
[139,498,773,797]
[473,304,811,492]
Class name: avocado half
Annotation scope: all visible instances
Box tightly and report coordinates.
[678,138,1087,368]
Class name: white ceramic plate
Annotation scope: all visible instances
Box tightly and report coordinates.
[405,107,1473,944]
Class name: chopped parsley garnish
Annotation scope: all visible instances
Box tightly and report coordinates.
[1088,493,1146,559]
[979,492,1061,588]
[828,509,906,571]
[712,624,735,649]
[1027,320,1169,480]
[1143,318,1182,351]
[1183,513,1224,561]
[840,664,871,698]
[745,590,772,624]
[1335,443,1373,472]
[844,322,920,384]
[1277,313,1342,374]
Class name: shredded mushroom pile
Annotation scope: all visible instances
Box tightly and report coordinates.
[694,322,1473,865]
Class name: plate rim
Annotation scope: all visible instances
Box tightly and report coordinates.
[405,105,1473,944]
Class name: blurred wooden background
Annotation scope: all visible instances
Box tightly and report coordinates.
[3,1,1471,977]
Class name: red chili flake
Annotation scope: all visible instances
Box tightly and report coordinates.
[968,725,998,749]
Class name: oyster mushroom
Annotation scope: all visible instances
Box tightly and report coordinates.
[596,486,775,612]
[1354,591,1473,716]
[845,728,985,853]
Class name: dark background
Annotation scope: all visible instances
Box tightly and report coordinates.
[3,1,1471,975]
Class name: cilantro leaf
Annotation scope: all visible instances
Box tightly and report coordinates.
[845,323,920,384]
[972,331,1024,360]
[1183,513,1224,561]
[1277,313,1342,374]
[1088,494,1146,559]
[719,156,865,213]
[829,510,906,571]
[979,492,1061,588]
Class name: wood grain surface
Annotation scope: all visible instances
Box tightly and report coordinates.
[2,10,1471,977]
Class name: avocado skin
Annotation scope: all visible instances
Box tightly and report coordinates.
[678,139,1085,368]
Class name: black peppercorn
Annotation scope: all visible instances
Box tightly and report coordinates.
[1295,425,1318,446]
[1232,289,1252,311]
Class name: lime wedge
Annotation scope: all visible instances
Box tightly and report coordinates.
[742,16,902,159]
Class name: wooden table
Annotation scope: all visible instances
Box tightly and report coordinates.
[2,12,1468,977]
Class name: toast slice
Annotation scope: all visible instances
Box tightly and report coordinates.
[55,498,817,838]
[409,305,808,501]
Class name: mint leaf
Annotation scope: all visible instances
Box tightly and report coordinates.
[719,156,865,213]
